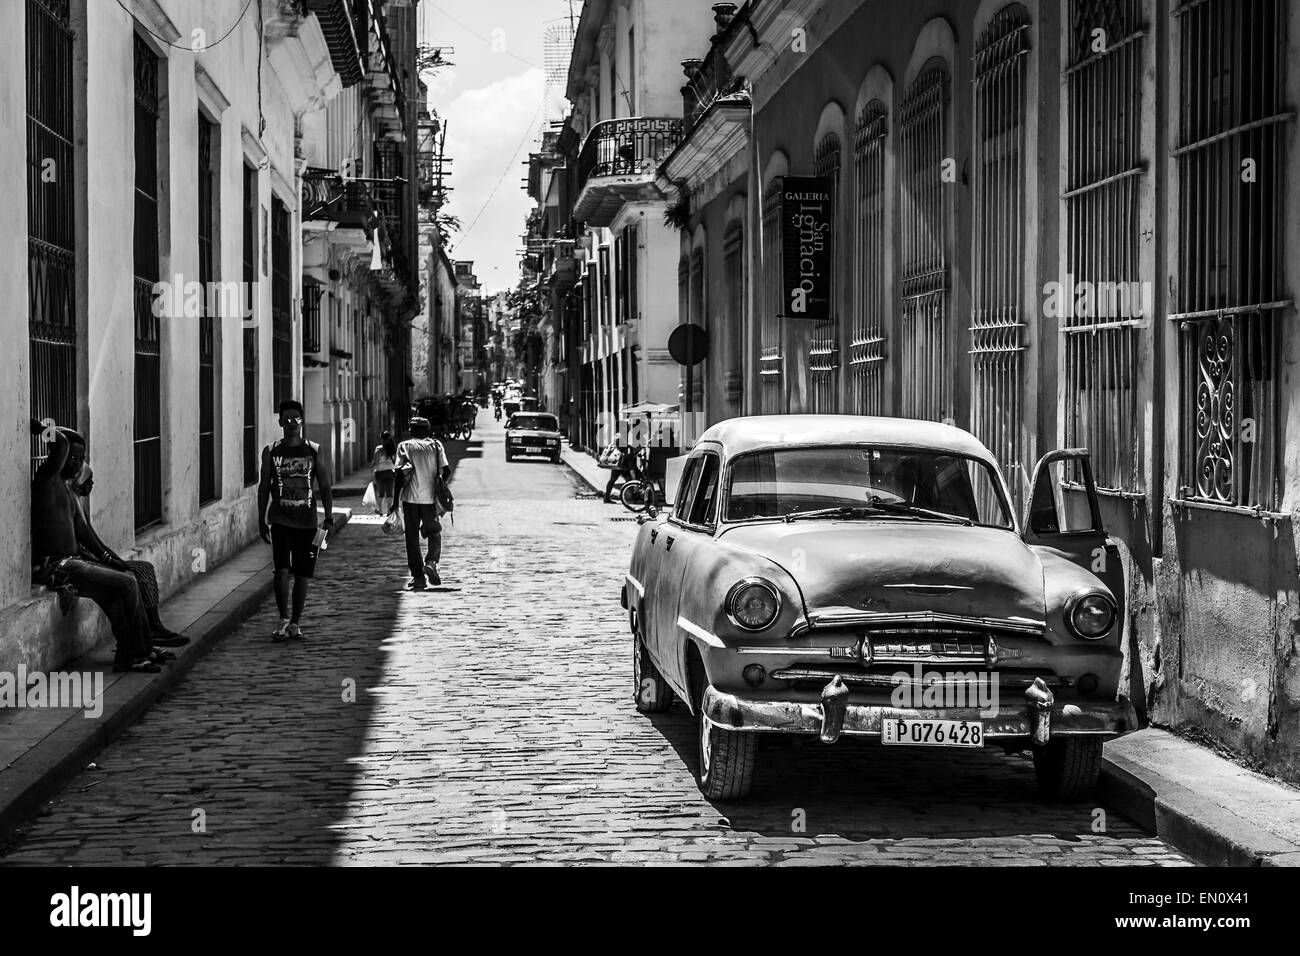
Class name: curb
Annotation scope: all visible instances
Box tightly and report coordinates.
[1099,745,1300,867]
[0,514,351,849]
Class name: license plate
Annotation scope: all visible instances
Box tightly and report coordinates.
[881,718,983,748]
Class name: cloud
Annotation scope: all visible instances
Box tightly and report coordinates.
[440,69,546,290]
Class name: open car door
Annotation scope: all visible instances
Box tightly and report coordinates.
[1022,448,1124,606]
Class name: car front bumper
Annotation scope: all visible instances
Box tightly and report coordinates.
[702,680,1136,746]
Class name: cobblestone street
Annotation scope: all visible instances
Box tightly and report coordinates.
[0,421,1191,866]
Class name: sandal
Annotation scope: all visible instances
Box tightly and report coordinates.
[113,657,162,674]
[148,648,176,663]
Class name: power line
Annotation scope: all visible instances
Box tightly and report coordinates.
[450,96,547,251]
[116,0,255,52]
[426,1,546,72]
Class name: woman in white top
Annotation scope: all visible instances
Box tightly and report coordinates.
[371,431,397,513]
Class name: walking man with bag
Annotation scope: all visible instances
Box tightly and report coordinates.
[390,416,451,591]
[258,399,334,641]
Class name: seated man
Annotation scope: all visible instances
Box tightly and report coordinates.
[30,419,169,673]
[68,461,187,647]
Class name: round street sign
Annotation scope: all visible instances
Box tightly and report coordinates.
[668,323,709,366]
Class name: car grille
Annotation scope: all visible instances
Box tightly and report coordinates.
[768,662,1070,691]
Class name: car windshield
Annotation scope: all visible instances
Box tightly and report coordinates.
[508,414,557,431]
[724,445,1013,528]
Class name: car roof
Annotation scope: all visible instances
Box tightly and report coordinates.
[696,415,998,464]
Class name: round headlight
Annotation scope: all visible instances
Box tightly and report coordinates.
[727,579,781,631]
[1068,591,1116,638]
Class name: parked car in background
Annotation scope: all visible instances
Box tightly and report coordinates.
[623,415,1133,801]
[505,412,562,463]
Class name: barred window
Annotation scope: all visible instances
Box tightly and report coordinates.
[723,224,744,407]
[850,101,888,415]
[972,5,1030,506]
[1062,0,1146,493]
[808,134,841,413]
[1174,0,1291,508]
[689,246,705,410]
[197,114,220,504]
[898,64,952,423]
[133,34,163,531]
[242,163,258,485]
[27,0,77,470]
[759,178,783,411]
[270,196,292,409]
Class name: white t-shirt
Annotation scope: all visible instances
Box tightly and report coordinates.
[395,437,448,504]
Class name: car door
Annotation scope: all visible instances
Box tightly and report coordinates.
[1022,448,1125,610]
[640,454,700,668]
[655,447,728,697]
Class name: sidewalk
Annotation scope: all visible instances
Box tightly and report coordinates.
[559,440,610,496]
[0,508,352,847]
[1100,729,1300,866]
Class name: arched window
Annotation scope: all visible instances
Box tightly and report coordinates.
[851,100,888,415]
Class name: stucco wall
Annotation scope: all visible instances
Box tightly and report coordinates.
[2,0,319,674]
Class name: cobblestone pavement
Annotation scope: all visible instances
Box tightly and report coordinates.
[0,421,1192,865]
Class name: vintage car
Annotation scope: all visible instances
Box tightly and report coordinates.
[505,412,562,463]
[623,415,1133,801]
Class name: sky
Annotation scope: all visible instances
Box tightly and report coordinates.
[417,0,581,294]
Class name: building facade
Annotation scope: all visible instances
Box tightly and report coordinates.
[1,0,397,675]
[665,0,1300,783]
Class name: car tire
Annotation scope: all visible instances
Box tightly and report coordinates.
[690,662,755,800]
[633,632,673,714]
[1032,737,1103,801]
[505,451,513,462]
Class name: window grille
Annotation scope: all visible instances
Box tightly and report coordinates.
[1062,0,1147,492]
[723,224,744,406]
[302,276,322,354]
[243,163,258,485]
[133,33,162,530]
[689,247,705,410]
[808,134,841,413]
[27,0,77,471]
[850,102,888,415]
[972,5,1031,507]
[1174,0,1291,508]
[271,197,292,408]
[198,114,219,504]
[898,65,952,422]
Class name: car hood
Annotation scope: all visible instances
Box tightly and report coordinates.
[717,521,1045,623]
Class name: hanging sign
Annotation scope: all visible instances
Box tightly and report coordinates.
[779,176,833,321]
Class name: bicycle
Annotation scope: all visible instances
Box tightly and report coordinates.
[618,448,662,516]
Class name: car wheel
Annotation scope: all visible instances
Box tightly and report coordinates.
[690,662,755,800]
[551,452,561,464]
[633,632,673,714]
[1032,737,1104,801]
[505,451,513,462]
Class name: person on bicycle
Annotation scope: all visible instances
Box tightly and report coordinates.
[603,443,641,504]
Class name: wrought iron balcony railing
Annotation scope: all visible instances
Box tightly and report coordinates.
[302,167,374,228]
[576,117,682,193]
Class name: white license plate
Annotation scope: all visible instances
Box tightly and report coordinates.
[881,718,983,748]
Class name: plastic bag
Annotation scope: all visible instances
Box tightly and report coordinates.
[381,509,404,536]
[362,482,378,513]
[596,445,621,469]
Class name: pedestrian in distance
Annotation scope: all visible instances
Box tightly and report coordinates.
[603,443,641,504]
[390,416,451,591]
[257,399,334,642]
[371,430,397,514]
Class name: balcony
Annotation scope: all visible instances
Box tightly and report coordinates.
[573,117,681,227]
[302,168,374,230]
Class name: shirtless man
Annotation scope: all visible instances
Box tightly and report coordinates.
[30,419,163,673]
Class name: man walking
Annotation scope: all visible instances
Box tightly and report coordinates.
[390,416,450,590]
[258,399,333,641]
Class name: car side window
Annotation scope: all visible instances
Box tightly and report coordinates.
[686,454,720,527]
[674,457,702,514]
